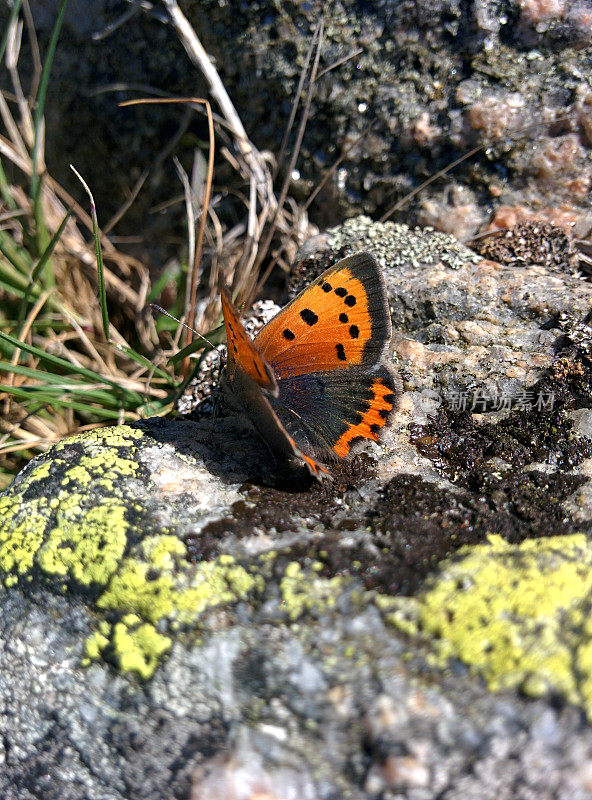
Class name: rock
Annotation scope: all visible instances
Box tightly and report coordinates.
[1,218,592,799]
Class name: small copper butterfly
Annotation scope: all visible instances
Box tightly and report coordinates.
[220,252,400,479]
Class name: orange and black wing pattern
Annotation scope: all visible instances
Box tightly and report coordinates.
[255,253,391,380]
[220,284,277,393]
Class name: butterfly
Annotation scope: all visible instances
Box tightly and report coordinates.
[219,252,400,479]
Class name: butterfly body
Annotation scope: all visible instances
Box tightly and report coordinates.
[220,252,400,479]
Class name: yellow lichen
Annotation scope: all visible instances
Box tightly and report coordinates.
[386,533,592,715]
[82,621,112,663]
[0,495,49,582]
[53,424,143,452]
[280,561,346,621]
[97,535,263,625]
[36,495,129,586]
[110,614,171,680]
[60,451,139,489]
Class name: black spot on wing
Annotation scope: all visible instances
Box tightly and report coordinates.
[334,287,347,298]
[300,309,318,326]
[345,294,357,307]
[339,313,349,324]
[335,343,346,361]
[321,282,332,292]
[349,325,359,339]
[283,328,295,341]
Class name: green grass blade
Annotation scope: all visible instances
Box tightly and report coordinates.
[0,384,124,420]
[0,259,31,292]
[147,263,181,302]
[0,280,27,300]
[0,158,18,210]
[17,207,72,327]
[168,338,210,364]
[30,0,69,201]
[0,363,132,407]
[0,230,33,275]
[30,207,72,286]
[0,330,144,404]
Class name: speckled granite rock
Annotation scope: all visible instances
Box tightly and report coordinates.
[1,218,592,799]
[13,0,592,255]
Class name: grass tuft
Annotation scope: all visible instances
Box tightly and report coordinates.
[0,2,328,489]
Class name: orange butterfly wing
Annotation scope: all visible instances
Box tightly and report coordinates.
[254,252,391,379]
[220,284,277,394]
[220,283,328,478]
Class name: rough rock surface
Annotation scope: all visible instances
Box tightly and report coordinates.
[10,0,592,255]
[1,218,592,798]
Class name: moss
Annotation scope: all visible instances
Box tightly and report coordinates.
[386,534,592,715]
[280,561,347,621]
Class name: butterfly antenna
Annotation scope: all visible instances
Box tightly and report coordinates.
[150,304,216,348]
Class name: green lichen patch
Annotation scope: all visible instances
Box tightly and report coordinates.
[0,494,49,585]
[80,537,264,678]
[384,534,592,717]
[286,218,479,302]
[280,561,348,621]
[110,615,171,680]
[327,216,481,271]
[97,536,263,625]
[0,424,275,679]
[83,621,112,662]
[0,425,145,592]
[36,495,130,587]
[52,424,144,453]
[60,452,139,490]
[82,616,171,680]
